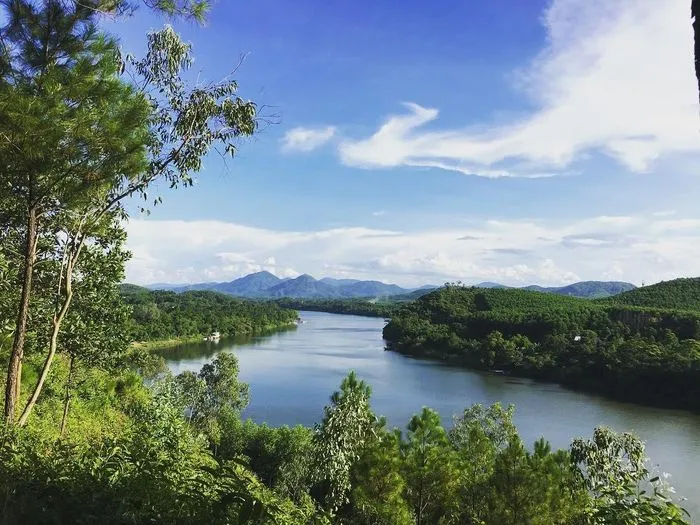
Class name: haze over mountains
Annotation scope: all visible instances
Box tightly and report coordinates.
[147,271,636,299]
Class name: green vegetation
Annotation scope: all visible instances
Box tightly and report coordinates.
[0,361,689,523]
[600,278,700,311]
[384,283,700,410]
[274,298,400,318]
[0,2,694,523]
[121,285,298,343]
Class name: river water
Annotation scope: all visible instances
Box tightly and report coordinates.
[164,311,700,516]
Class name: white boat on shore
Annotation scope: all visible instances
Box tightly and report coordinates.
[204,331,221,342]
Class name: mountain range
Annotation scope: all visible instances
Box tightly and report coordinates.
[147,272,636,300]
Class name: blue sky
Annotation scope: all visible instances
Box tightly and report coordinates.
[112,0,700,287]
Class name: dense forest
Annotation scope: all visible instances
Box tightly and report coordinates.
[600,278,700,311]
[384,281,700,410]
[274,297,400,318]
[0,1,695,523]
[121,285,298,343]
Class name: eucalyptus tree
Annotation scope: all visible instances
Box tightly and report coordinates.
[571,426,690,524]
[1,1,258,424]
[312,371,377,515]
[0,0,151,422]
[50,217,132,436]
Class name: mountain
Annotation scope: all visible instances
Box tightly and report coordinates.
[553,281,636,299]
[145,272,635,300]
[216,271,283,296]
[150,272,417,298]
[319,277,362,287]
[601,277,700,311]
[481,281,635,299]
[266,274,341,298]
[168,271,282,297]
[342,280,407,297]
[476,281,509,289]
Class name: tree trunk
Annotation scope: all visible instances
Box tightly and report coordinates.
[18,240,79,427]
[60,355,75,437]
[4,206,39,423]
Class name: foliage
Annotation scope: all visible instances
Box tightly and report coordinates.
[122,286,298,341]
[384,284,700,410]
[0,383,317,524]
[173,352,249,445]
[275,297,400,318]
[601,278,700,311]
[571,426,690,524]
[312,371,377,515]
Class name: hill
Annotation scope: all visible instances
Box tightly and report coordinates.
[601,277,700,311]
[516,281,636,298]
[120,286,298,343]
[383,284,700,411]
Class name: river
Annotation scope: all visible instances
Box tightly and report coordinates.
[164,310,700,516]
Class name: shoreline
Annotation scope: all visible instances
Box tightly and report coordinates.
[130,321,298,352]
[385,344,700,414]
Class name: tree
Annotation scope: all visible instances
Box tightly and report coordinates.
[345,425,413,525]
[0,0,151,422]
[402,407,458,525]
[312,371,377,515]
[174,352,250,446]
[51,222,132,436]
[570,426,690,524]
[1,2,258,424]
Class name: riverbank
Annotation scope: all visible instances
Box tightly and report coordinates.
[274,298,399,318]
[383,285,700,413]
[385,343,700,413]
[161,310,700,518]
[132,321,299,352]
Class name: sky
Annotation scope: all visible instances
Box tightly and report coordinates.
[111,0,700,288]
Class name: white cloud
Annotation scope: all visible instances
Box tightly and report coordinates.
[372,210,387,216]
[125,214,700,288]
[281,126,336,152]
[338,0,699,177]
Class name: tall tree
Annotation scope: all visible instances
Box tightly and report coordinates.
[0,0,150,422]
[1,3,258,424]
[312,371,377,515]
[49,218,132,436]
[402,408,458,525]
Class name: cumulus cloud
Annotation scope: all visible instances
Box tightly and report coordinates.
[125,214,700,287]
[338,0,699,177]
[281,126,336,152]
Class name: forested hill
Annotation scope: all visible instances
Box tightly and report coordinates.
[600,277,700,311]
[525,280,636,298]
[383,284,700,410]
[120,285,298,342]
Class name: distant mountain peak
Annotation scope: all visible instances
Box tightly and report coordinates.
[143,273,636,301]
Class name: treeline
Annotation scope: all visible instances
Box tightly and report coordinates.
[273,298,400,318]
[384,283,700,410]
[600,277,700,311]
[121,285,298,342]
[0,359,689,524]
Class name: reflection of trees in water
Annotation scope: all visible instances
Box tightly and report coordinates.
[159,326,298,363]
